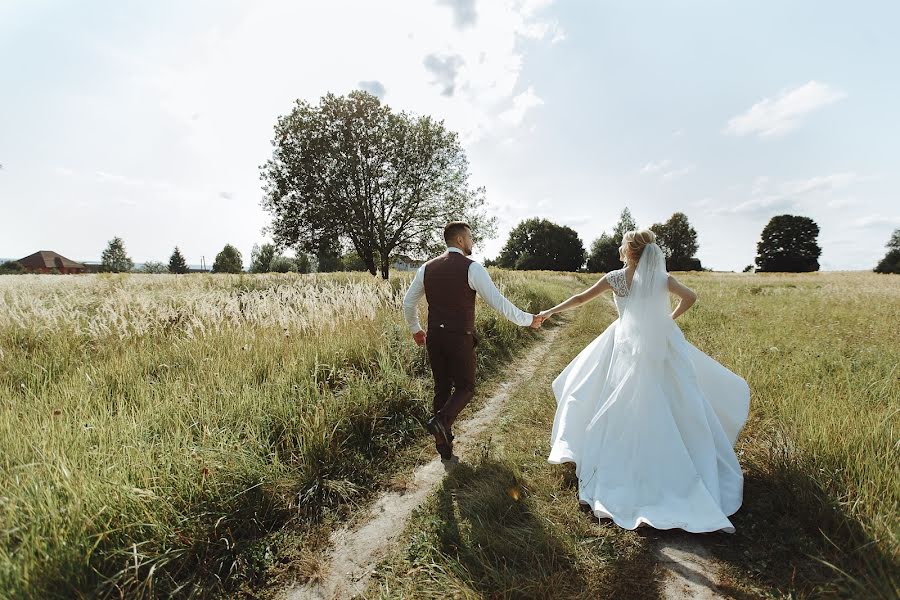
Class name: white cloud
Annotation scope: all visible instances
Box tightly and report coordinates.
[136,0,564,161]
[725,81,846,138]
[851,215,898,229]
[357,80,386,99]
[423,53,465,97]
[559,215,591,227]
[717,172,862,215]
[641,158,692,180]
[662,165,694,179]
[438,0,477,29]
[641,159,671,173]
[781,172,860,194]
[499,86,544,125]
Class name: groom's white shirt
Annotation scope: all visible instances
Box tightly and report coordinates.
[402,246,534,334]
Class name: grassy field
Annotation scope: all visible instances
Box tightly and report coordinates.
[367,271,899,599]
[0,270,579,599]
[1,271,897,599]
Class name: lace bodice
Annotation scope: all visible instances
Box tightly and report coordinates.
[608,268,631,297]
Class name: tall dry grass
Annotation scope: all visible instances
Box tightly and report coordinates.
[0,270,579,599]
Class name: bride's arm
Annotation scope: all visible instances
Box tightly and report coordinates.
[668,275,697,319]
[538,275,612,318]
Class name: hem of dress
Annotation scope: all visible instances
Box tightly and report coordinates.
[547,447,575,464]
[578,498,737,534]
[549,454,740,534]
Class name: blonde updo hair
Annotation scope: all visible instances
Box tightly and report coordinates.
[619,229,656,264]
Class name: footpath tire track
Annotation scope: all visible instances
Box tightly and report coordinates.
[655,533,727,599]
[281,324,565,600]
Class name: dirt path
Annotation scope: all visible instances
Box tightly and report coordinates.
[278,316,729,600]
[280,324,565,600]
[655,533,727,599]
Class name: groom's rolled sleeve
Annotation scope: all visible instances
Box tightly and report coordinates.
[468,262,533,326]
[402,264,426,333]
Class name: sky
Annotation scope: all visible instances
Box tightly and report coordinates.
[1,0,898,271]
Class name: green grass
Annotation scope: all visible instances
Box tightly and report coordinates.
[674,271,899,599]
[0,270,579,599]
[368,271,899,600]
[1,270,897,599]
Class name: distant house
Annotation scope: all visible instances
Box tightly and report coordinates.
[17,251,88,274]
[392,254,425,272]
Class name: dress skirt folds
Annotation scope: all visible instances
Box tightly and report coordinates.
[547,308,750,533]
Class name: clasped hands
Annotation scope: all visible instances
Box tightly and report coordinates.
[412,310,556,345]
[531,309,554,329]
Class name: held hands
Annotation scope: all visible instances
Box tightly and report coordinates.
[530,310,554,329]
[413,330,427,346]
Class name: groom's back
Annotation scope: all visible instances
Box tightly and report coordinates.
[423,252,476,333]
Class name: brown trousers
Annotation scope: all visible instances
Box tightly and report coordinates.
[426,328,478,426]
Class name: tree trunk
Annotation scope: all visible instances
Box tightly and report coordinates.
[380,252,390,280]
[365,257,377,277]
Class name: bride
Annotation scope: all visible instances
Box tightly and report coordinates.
[537,229,749,533]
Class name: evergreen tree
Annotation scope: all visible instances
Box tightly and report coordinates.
[168,247,188,274]
[100,237,134,273]
[586,208,638,272]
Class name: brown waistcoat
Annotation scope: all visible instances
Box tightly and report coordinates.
[423,251,476,333]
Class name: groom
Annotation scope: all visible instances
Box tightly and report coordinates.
[402,221,545,462]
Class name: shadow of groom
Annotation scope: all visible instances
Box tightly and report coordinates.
[428,458,587,598]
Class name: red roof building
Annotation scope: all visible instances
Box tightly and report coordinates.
[17,251,88,274]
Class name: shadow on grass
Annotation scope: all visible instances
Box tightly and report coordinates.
[426,459,589,598]
[703,459,899,599]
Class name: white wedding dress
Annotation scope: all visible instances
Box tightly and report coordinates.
[547,244,749,533]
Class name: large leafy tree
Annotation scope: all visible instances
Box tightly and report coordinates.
[100,236,134,273]
[249,243,277,273]
[586,208,637,273]
[874,228,900,274]
[168,247,188,274]
[212,244,243,274]
[140,261,167,274]
[650,212,702,271]
[755,214,821,272]
[496,218,585,271]
[260,90,496,279]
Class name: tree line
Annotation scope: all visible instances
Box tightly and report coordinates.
[255,89,898,276]
[486,208,705,273]
[3,89,897,276]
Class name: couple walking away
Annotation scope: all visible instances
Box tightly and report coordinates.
[402,221,750,533]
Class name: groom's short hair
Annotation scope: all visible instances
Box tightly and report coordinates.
[444,221,471,244]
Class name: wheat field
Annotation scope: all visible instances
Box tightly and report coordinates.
[0,270,897,598]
